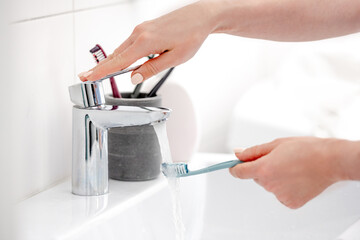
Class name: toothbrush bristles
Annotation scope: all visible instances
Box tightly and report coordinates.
[93,52,106,63]
[176,165,186,175]
[160,163,188,177]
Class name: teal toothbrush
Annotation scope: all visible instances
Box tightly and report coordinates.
[161,160,243,178]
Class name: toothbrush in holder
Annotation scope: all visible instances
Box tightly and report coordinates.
[90,44,121,98]
[147,67,174,98]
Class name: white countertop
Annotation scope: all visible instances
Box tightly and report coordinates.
[16,173,168,239]
[15,152,226,240]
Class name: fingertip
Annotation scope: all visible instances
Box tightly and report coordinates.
[78,71,86,81]
[78,70,94,81]
[234,150,252,162]
[231,161,260,179]
[233,147,246,153]
[234,147,247,160]
[131,73,144,85]
[86,70,103,82]
[83,70,93,80]
[229,167,237,178]
[234,152,242,160]
[229,164,240,179]
[78,71,85,78]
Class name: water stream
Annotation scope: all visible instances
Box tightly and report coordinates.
[167,178,186,240]
[154,123,186,240]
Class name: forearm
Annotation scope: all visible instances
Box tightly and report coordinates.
[204,0,360,41]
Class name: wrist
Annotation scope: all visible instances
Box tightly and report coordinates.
[342,140,360,181]
[204,0,258,34]
[196,0,253,35]
[330,139,360,181]
[195,0,224,34]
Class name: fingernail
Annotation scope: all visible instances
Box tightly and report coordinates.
[131,73,143,85]
[77,71,86,78]
[233,147,246,153]
[83,70,93,79]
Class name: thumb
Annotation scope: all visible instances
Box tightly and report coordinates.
[131,52,174,85]
[229,161,260,179]
[234,141,278,162]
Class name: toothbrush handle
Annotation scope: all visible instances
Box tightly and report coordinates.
[147,67,174,97]
[110,77,122,98]
[187,160,243,177]
[131,82,143,98]
[204,160,243,173]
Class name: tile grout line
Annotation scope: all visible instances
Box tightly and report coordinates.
[11,0,132,24]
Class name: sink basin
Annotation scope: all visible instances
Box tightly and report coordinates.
[199,154,360,240]
[16,153,360,240]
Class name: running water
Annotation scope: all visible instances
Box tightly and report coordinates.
[154,123,186,240]
[167,177,186,240]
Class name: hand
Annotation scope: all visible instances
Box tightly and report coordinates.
[78,0,360,83]
[78,1,218,84]
[230,137,360,209]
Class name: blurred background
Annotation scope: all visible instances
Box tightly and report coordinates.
[1,0,360,220]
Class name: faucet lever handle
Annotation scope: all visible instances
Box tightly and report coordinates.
[69,82,105,108]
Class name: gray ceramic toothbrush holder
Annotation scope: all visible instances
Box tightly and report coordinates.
[105,92,163,181]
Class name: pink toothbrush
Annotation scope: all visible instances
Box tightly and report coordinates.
[90,44,121,98]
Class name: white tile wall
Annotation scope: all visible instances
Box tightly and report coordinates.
[74,2,138,93]
[10,0,72,22]
[132,0,193,20]
[0,6,14,238]
[10,14,74,199]
[74,0,127,11]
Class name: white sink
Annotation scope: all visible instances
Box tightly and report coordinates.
[16,153,360,240]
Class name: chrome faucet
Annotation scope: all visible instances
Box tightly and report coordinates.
[68,81,170,196]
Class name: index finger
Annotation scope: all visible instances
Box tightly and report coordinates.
[79,35,136,81]
[113,35,135,56]
[86,43,152,81]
